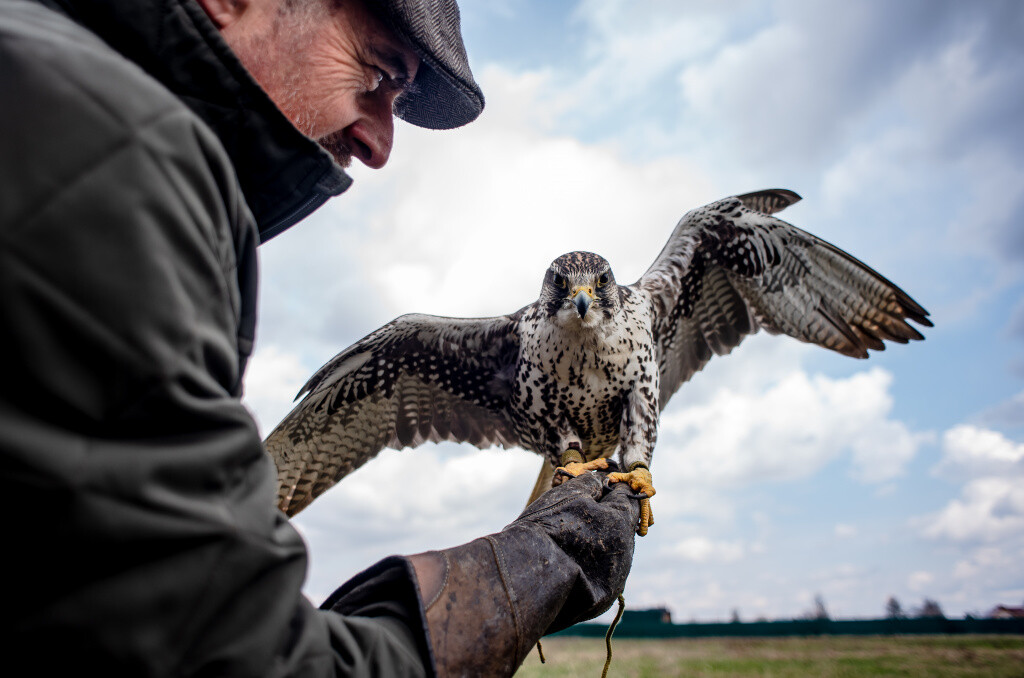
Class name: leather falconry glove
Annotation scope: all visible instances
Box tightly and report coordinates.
[407,470,641,677]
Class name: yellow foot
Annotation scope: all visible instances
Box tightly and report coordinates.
[607,466,656,536]
[552,450,610,486]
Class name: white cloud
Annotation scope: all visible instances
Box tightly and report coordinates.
[912,425,1024,609]
[669,536,746,563]
[318,66,714,323]
[922,425,1024,544]
[946,543,1024,613]
[570,0,732,112]
[891,20,1024,165]
[656,367,925,492]
[242,344,310,435]
[821,129,923,210]
[835,523,858,539]
[671,2,925,168]
[923,477,1024,543]
[295,444,542,604]
[936,425,1024,478]
[908,570,934,592]
[952,547,1010,581]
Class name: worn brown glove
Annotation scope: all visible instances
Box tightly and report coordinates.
[407,470,640,677]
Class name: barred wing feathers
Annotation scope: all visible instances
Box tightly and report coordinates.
[266,312,523,516]
[636,188,932,409]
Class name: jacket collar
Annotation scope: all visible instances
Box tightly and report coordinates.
[41,0,352,243]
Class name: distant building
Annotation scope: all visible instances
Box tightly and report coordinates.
[989,605,1024,619]
[621,607,672,625]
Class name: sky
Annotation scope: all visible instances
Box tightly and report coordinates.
[243,0,1024,623]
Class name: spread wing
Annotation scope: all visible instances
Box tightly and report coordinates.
[265,312,524,516]
[635,188,932,409]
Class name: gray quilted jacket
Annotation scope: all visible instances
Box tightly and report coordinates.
[0,0,431,674]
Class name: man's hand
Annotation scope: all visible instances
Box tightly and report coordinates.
[407,472,640,676]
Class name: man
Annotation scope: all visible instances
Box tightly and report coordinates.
[0,0,640,675]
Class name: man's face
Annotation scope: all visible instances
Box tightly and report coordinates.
[213,0,420,169]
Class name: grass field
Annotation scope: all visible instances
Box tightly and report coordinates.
[514,635,1024,677]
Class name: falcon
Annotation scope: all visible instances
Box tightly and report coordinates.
[265,189,931,535]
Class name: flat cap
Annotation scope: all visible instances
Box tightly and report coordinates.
[368,0,484,129]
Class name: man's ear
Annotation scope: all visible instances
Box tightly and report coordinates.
[194,0,251,29]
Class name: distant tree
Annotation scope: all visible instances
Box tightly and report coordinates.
[813,594,830,621]
[885,596,905,619]
[916,598,946,619]
[796,594,831,621]
[730,608,741,623]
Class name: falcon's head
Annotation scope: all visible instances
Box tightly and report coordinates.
[541,251,621,329]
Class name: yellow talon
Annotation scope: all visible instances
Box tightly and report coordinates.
[607,466,656,536]
[552,450,609,486]
[550,451,656,536]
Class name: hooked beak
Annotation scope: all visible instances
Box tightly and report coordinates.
[572,288,593,318]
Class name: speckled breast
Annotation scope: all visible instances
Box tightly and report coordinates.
[510,310,650,462]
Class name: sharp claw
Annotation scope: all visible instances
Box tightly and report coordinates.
[634,499,651,536]
[637,497,654,536]
[606,467,656,535]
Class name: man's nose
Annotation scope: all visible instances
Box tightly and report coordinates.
[350,90,397,169]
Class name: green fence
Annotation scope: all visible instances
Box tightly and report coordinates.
[556,616,1024,639]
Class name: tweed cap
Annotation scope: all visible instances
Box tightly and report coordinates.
[367,0,484,129]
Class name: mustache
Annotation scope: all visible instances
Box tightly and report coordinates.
[317,131,353,168]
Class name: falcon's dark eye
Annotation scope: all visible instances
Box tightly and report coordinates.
[597,273,610,288]
[553,274,567,289]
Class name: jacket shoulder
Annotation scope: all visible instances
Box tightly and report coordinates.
[1,2,192,124]
[0,1,241,230]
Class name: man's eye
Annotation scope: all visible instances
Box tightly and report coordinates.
[367,67,387,92]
